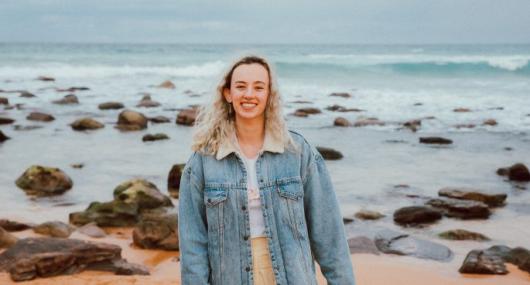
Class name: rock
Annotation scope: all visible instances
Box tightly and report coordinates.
[133,210,178,250]
[290,100,312,104]
[116,110,148,131]
[293,107,321,117]
[316,146,343,160]
[142,133,169,142]
[167,164,185,199]
[483,119,498,126]
[76,222,106,238]
[98,101,124,110]
[454,124,476,129]
[0,117,15,125]
[33,221,75,238]
[454,107,471,112]
[355,210,385,220]
[15,165,73,196]
[459,249,508,275]
[149,115,171,123]
[36,76,55,81]
[84,258,149,276]
[496,163,530,182]
[0,237,147,281]
[426,198,490,219]
[334,117,352,127]
[71,163,84,169]
[136,95,160,108]
[0,220,32,232]
[157,80,176,89]
[70,117,104,131]
[329,92,351,98]
[347,236,380,255]
[413,102,423,106]
[26,112,55,122]
[113,179,173,209]
[438,187,507,207]
[354,118,385,127]
[326,105,363,112]
[0,97,8,105]
[419,136,453,144]
[403,119,421,132]
[343,217,354,224]
[19,91,36,98]
[56,86,90,92]
[0,130,10,143]
[374,229,452,261]
[176,108,198,126]
[438,229,490,241]
[52,94,79,105]
[393,206,442,226]
[0,227,18,248]
[13,125,42,131]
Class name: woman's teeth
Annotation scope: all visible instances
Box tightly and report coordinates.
[241,103,257,109]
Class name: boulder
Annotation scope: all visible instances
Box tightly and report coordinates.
[293,107,321,117]
[374,229,452,261]
[76,222,106,238]
[15,165,73,196]
[116,110,148,131]
[167,164,185,199]
[459,249,508,275]
[36,76,55,81]
[26,112,55,122]
[136,95,160,108]
[149,115,171,123]
[0,227,17,248]
[56,87,90,92]
[483,119,498,126]
[438,229,490,241]
[354,118,385,127]
[0,97,8,105]
[334,117,351,127]
[347,236,380,255]
[52,94,79,105]
[33,221,75,238]
[426,198,490,219]
[113,179,173,209]
[438,187,507,207]
[0,237,147,281]
[0,117,15,125]
[98,101,124,110]
[393,206,442,226]
[419,137,453,144]
[453,107,471,112]
[142,133,169,142]
[496,163,530,182]
[176,108,198,126]
[0,130,10,143]
[70,118,104,131]
[354,210,385,220]
[316,146,343,160]
[19,91,36,98]
[0,219,32,232]
[157,80,176,89]
[329,92,351,98]
[133,210,178,251]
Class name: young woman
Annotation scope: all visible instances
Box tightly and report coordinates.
[178,55,355,285]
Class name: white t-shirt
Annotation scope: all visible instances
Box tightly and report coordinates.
[241,154,267,237]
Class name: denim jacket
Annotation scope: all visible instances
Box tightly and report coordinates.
[178,130,355,285]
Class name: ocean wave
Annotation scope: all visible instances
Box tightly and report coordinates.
[0,61,226,78]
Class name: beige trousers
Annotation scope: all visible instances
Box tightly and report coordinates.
[251,237,277,285]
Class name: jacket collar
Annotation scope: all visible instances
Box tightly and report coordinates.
[215,128,284,160]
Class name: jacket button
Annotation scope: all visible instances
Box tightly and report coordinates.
[244,235,249,240]
[245,266,250,272]
[207,198,212,203]
[242,206,246,211]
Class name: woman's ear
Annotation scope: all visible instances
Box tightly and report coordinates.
[223,87,232,103]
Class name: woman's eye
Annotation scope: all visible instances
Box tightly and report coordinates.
[255,87,264,90]
[236,86,245,90]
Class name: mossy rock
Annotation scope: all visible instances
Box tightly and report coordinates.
[15,165,73,196]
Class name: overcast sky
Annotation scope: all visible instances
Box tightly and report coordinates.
[1,0,529,44]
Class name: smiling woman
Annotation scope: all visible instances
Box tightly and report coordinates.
[178,55,356,285]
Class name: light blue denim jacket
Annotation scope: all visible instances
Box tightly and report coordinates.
[178,130,355,285]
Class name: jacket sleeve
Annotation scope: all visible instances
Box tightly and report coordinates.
[178,152,210,284]
[302,144,356,285]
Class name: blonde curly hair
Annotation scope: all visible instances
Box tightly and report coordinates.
[191,54,297,156]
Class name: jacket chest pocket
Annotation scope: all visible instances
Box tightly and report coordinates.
[277,180,307,239]
[204,188,228,233]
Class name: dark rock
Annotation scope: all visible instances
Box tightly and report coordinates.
[136,95,160,108]
[167,164,185,199]
[142,133,169,142]
[0,237,146,281]
[393,206,442,226]
[0,130,10,142]
[70,117,104,131]
[157,80,176,89]
[133,210,178,251]
[326,105,363,112]
[13,125,43,131]
[374,229,452,261]
[403,120,421,132]
[329,92,351,98]
[347,236,380,255]
[116,110,148,131]
[438,229,490,241]
[343,217,354,224]
[33,221,75,238]
[85,259,149,276]
[15,165,73,196]
[19,91,36,98]
[98,101,124,110]
[76,222,106,238]
[290,100,312,104]
[176,108,198,126]
[438,187,507,207]
[71,163,84,169]
[454,124,476,129]
[459,249,508,275]
[26,112,55,122]
[419,137,453,144]
[0,220,32,232]
[113,179,173,209]
[293,107,321,117]
[36,76,55,81]
[0,117,15,125]
[496,163,530,182]
[56,87,90,92]
[149,115,171,123]
[354,210,385,220]
[52,94,79,105]
[483,119,498,126]
[354,118,385,127]
[426,198,490,219]
[316,146,343,160]
[0,97,8,105]
[454,107,472,112]
[334,117,351,127]
[0,227,18,248]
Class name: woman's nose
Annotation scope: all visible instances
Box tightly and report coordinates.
[243,87,254,98]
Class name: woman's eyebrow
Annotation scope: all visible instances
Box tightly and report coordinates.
[234,80,266,85]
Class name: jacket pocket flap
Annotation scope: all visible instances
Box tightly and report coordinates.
[204,188,228,206]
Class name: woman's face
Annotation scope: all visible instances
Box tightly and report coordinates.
[223,63,270,122]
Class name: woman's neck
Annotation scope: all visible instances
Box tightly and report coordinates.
[234,116,265,158]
